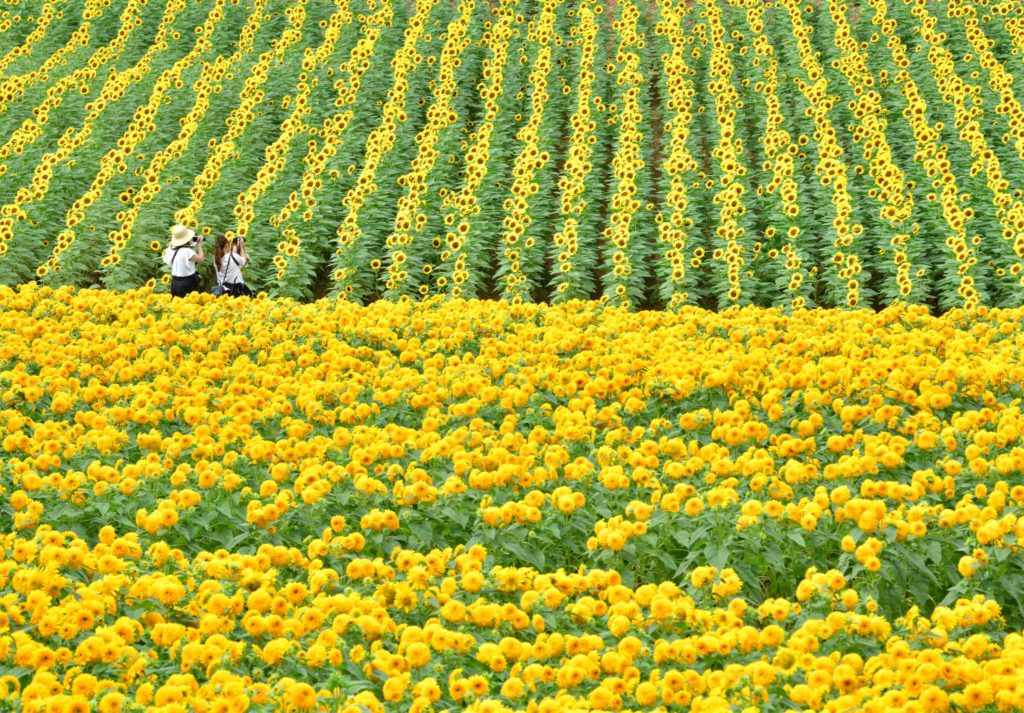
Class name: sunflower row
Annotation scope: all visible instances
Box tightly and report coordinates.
[651,2,694,308]
[600,0,651,307]
[549,1,602,303]
[270,1,391,290]
[494,0,557,303]
[744,2,810,308]
[783,0,866,308]
[435,0,518,300]
[703,0,752,306]
[1007,6,1024,56]
[329,0,440,300]
[381,0,476,298]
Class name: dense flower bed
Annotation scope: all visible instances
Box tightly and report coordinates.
[2,285,1024,710]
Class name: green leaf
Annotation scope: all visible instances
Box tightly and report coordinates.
[503,539,544,570]
[762,545,786,574]
[710,542,730,570]
[0,665,33,687]
[408,517,433,546]
[215,501,238,520]
[650,548,678,572]
[924,540,943,565]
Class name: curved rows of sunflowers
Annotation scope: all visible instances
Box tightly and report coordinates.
[6,0,1024,309]
[5,285,1024,710]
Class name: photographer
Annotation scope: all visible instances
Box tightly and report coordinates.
[213,234,252,297]
[164,224,204,297]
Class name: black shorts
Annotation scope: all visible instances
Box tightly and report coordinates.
[170,274,200,297]
[226,282,253,297]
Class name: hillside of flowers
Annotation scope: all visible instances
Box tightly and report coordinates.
[2,0,1024,308]
[1,284,1024,710]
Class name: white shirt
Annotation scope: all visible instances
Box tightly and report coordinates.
[218,253,248,284]
[163,246,197,277]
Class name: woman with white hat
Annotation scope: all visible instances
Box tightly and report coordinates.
[163,224,205,297]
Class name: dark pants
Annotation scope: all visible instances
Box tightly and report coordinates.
[170,274,200,297]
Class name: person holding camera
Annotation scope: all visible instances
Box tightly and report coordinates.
[213,234,252,297]
[164,224,204,297]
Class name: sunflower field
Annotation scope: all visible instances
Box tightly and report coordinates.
[3,285,1024,711]
[2,0,1024,308]
[8,0,1024,711]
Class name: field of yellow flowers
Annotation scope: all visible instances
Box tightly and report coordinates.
[3,0,1024,309]
[3,284,1024,711]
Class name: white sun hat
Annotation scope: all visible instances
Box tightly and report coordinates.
[170,224,196,247]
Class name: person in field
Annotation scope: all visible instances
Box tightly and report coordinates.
[164,224,204,297]
[213,234,252,297]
